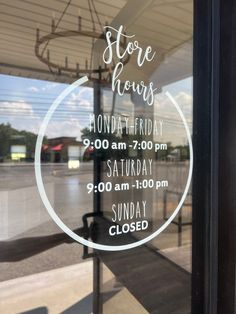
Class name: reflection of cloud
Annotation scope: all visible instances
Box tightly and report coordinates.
[175,91,192,104]
[1,114,83,140]
[155,91,192,116]
[65,88,93,111]
[0,97,88,141]
[103,92,134,115]
[103,94,112,112]
[175,92,192,112]
[0,75,87,140]
[41,82,59,91]
[46,120,82,139]
[119,99,133,111]
[29,82,60,93]
[154,91,192,145]
[0,100,42,135]
[0,100,40,131]
[0,100,34,116]
[28,86,39,92]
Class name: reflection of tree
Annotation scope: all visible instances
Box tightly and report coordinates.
[0,123,47,162]
[158,144,190,161]
[80,127,93,141]
[176,145,190,160]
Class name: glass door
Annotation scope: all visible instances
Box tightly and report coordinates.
[90,1,193,313]
[0,0,211,313]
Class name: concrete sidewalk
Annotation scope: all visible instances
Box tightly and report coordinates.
[0,260,147,314]
[0,261,94,314]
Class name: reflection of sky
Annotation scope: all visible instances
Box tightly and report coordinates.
[0,74,93,139]
[154,77,193,146]
[103,77,192,146]
[163,77,192,121]
[0,74,192,144]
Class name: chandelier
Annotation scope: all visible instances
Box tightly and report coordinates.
[35,0,130,82]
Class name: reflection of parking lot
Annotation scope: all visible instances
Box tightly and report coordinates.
[101,161,190,219]
[0,161,191,282]
[0,162,94,240]
[0,162,94,282]
[0,161,190,240]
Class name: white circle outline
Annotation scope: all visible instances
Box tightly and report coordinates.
[34,76,193,251]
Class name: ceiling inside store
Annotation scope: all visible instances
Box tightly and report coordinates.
[0,0,193,86]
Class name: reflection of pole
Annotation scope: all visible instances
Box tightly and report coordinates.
[93,72,102,214]
[93,256,102,314]
[111,90,116,117]
[109,90,116,131]
[93,70,102,314]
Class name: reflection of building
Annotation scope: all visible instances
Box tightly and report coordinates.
[10,145,26,161]
[10,135,28,161]
[42,137,85,163]
[167,148,180,161]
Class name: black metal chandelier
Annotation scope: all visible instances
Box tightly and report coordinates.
[35,0,129,82]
